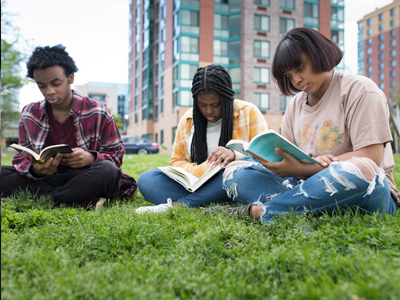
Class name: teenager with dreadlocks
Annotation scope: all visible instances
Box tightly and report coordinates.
[136,64,268,213]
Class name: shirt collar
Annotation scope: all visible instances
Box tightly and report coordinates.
[39,90,83,120]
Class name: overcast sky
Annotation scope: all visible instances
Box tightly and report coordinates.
[4,0,393,109]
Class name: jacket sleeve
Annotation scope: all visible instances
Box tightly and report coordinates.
[169,114,210,178]
[90,116,125,168]
[12,115,45,180]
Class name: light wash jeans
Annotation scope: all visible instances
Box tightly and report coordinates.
[138,168,232,207]
[223,159,398,224]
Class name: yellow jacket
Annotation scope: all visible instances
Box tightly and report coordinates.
[170,99,269,177]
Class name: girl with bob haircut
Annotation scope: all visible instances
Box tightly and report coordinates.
[205,27,399,222]
[136,64,268,213]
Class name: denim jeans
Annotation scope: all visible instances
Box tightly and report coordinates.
[138,168,232,207]
[223,160,398,224]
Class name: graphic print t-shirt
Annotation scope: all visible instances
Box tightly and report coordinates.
[281,70,399,203]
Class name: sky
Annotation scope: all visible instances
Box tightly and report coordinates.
[4,0,394,109]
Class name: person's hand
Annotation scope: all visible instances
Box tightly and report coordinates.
[61,148,95,168]
[261,147,322,178]
[207,146,235,168]
[314,154,338,167]
[30,153,62,177]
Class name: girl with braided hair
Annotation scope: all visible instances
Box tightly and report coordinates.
[136,64,268,213]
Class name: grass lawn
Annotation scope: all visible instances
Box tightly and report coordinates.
[1,153,400,300]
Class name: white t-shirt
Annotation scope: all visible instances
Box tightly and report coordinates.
[281,70,399,204]
[188,118,222,157]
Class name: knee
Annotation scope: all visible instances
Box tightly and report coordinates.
[343,157,380,182]
[223,161,254,180]
[93,161,121,179]
[138,169,158,190]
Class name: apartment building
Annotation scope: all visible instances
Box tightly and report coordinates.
[357,0,400,100]
[128,0,345,154]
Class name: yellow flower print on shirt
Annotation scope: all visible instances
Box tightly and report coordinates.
[316,126,338,150]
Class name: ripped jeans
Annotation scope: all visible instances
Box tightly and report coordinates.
[223,158,398,224]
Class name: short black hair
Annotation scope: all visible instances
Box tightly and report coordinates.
[272,27,343,95]
[190,64,236,164]
[26,44,78,79]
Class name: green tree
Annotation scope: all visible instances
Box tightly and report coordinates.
[1,1,28,130]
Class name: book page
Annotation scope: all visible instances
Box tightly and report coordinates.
[10,144,40,161]
[158,166,199,187]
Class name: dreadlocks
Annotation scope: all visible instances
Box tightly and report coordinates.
[190,64,236,164]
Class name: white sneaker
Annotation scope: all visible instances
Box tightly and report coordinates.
[95,198,107,210]
[135,198,173,214]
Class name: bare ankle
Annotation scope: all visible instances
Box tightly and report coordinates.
[251,205,263,220]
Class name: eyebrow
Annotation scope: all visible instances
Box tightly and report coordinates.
[35,78,62,85]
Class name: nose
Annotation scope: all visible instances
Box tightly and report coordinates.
[292,74,302,85]
[205,106,214,114]
[46,86,55,95]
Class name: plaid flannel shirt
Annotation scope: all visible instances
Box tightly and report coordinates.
[170,99,269,178]
[12,90,137,199]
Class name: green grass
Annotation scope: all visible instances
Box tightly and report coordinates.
[1,153,400,300]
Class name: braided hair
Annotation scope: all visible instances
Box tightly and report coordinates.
[190,64,236,164]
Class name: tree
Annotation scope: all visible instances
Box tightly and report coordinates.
[1,1,28,131]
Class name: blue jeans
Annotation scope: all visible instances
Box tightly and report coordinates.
[138,168,233,207]
[223,160,398,224]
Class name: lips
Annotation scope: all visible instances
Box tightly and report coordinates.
[299,84,308,91]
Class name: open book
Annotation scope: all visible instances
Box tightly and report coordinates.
[158,164,222,192]
[226,129,317,164]
[10,143,73,164]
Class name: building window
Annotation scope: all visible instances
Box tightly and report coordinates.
[391,39,396,47]
[331,6,344,28]
[180,90,192,106]
[304,2,319,28]
[279,94,291,111]
[280,0,294,10]
[214,40,228,56]
[182,10,199,26]
[379,24,384,31]
[367,57,372,64]
[173,91,178,108]
[160,130,164,145]
[391,80,396,88]
[253,93,270,110]
[367,18,371,26]
[367,38,372,45]
[254,40,270,58]
[391,70,396,78]
[379,63,384,70]
[379,73,384,81]
[379,43,384,51]
[367,28,372,36]
[391,8,395,16]
[180,36,199,61]
[379,53,384,61]
[367,47,372,55]
[180,64,198,88]
[390,49,396,57]
[391,60,396,68]
[379,13,383,21]
[391,19,395,27]
[254,14,270,32]
[214,14,229,30]
[379,83,384,90]
[230,67,241,92]
[367,66,372,74]
[391,29,396,37]
[172,127,177,145]
[280,18,295,34]
[379,34,384,41]
[254,0,270,6]
[331,30,344,46]
[254,67,270,84]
